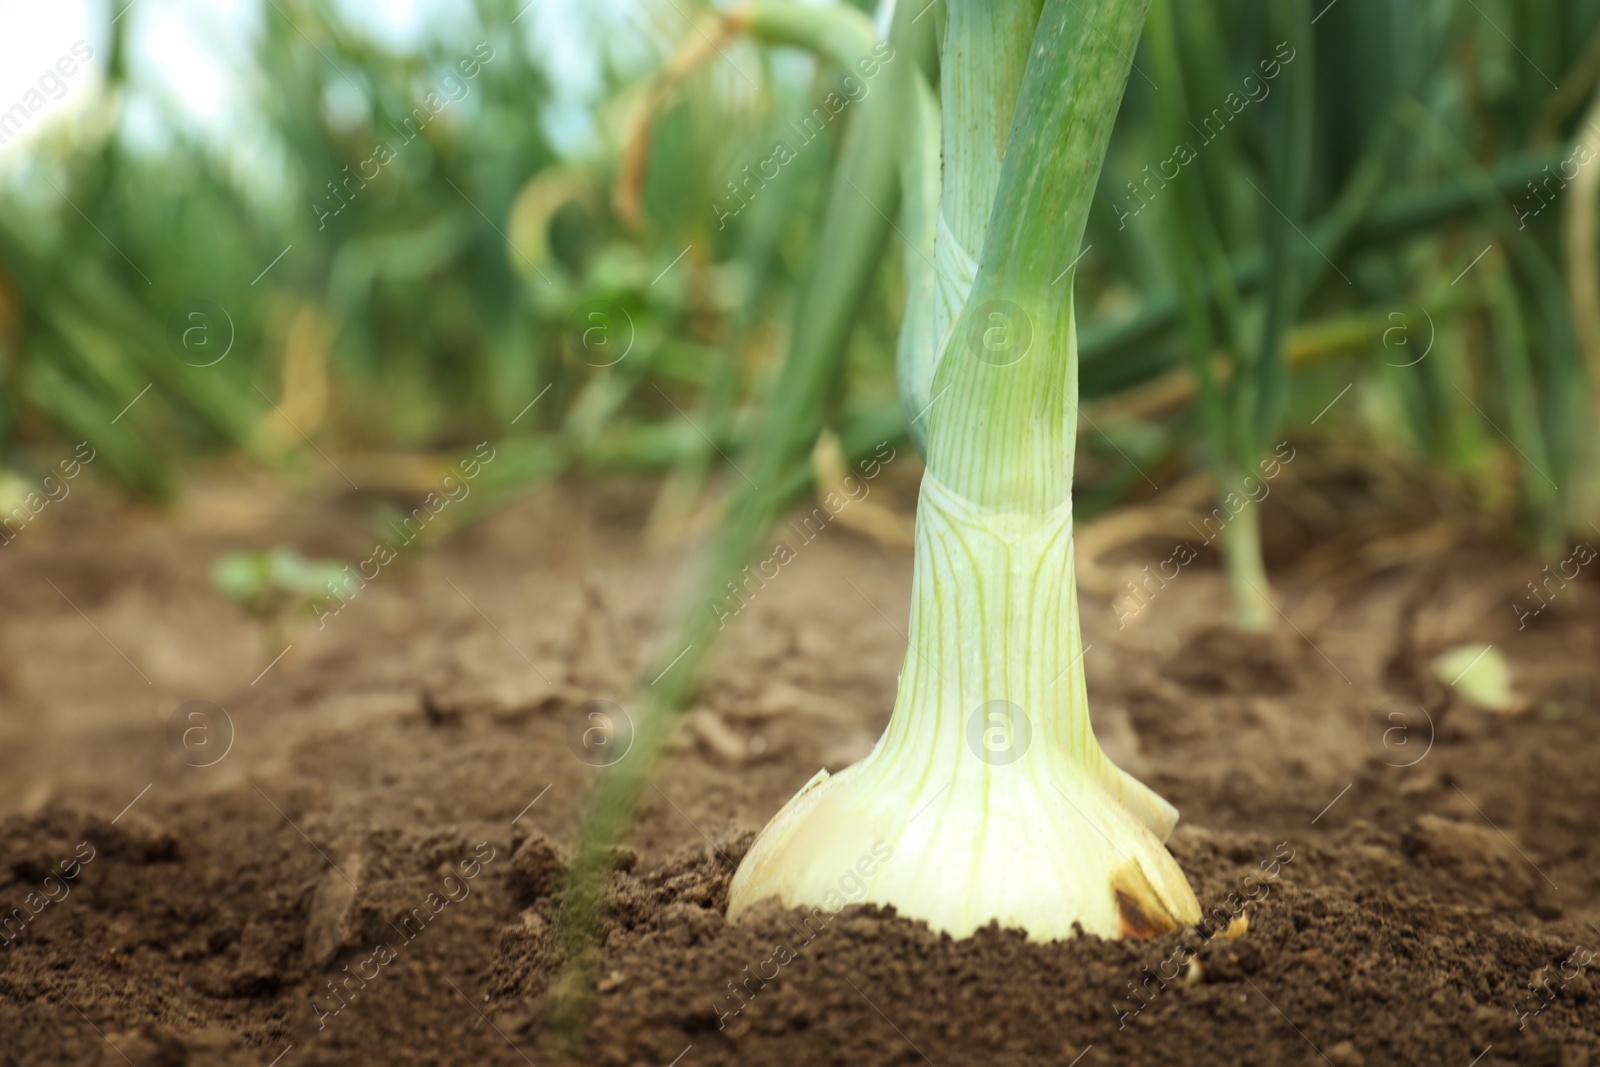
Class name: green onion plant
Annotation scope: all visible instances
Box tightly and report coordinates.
[726,0,1200,943]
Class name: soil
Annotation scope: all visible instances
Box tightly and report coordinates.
[1,455,1597,1067]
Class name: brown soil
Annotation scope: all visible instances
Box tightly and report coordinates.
[1,460,1598,1067]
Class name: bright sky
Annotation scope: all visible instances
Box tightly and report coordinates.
[0,0,98,158]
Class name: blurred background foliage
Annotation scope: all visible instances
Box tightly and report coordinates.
[3,0,1600,568]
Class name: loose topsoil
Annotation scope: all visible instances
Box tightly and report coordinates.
[0,456,1597,1067]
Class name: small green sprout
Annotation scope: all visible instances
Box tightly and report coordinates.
[211,548,349,656]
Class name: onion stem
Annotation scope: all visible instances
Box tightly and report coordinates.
[729,0,1200,942]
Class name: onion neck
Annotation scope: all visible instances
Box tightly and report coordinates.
[872,471,1095,777]
[863,462,1177,839]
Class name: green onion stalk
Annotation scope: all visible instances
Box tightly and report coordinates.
[1138,0,1315,631]
[551,0,935,1032]
[728,0,1198,941]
